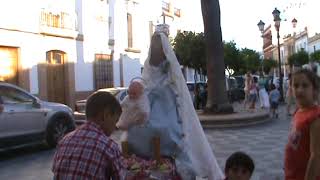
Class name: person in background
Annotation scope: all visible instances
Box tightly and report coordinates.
[257,72,270,109]
[0,96,3,113]
[284,69,320,180]
[224,151,255,180]
[52,91,127,180]
[248,77,258,110]
[243,72,253,109]
[269,84,281,118]
[194,83,201,110]
[286,73,294,116]
[200,84,208,109]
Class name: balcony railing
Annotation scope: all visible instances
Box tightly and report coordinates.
[39,9,78,38]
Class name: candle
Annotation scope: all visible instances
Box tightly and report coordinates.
[121,141,129,157]
[153,136,161,163]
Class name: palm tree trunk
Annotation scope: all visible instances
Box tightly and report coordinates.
[201,0,233,113]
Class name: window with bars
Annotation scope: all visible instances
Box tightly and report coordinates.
[40,10,75,30]
[127,13,133,48]
[94,54,113,89]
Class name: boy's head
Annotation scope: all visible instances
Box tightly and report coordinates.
[128,81,144,100]
[271,83,276,90]
[225,152,254,180]
[86,91,122,136]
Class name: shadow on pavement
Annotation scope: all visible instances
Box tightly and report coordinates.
[0,144,52,161]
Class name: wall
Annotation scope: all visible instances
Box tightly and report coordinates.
[308,34,320,54]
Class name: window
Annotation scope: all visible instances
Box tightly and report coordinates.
[174,8,181,17]
[40,10,75,30]
[94,54,113,89]
[46,51,64,64]
[162,1,170,11]
[0,86,33,104]
[127,13,133,48]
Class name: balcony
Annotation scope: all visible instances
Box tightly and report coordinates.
[39,9,78,39]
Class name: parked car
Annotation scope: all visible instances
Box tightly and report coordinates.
[186,81,206,101]
[226,76,245,102]
[186,78,245,104]
[75,87,128,113]
[0,82,75,150]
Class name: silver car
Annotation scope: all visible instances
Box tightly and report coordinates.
[0,82,75,150]
[75,87,128,114]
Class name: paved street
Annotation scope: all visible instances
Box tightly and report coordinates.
[0,105,290,180]
[206,106,290,180]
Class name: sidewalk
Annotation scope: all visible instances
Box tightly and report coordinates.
[198,102,271,128]
[74,102,271,128]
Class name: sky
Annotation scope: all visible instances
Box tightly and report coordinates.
[180,0,320,52]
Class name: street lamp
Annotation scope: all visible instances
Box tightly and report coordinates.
[272,7,284,101]
[292,18,298,28]
[257,20,265,34]
[257,20,265,72]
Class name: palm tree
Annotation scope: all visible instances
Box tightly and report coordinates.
[201,0,233,113]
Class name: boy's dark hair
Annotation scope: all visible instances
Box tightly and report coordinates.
[292,69,319,92]
[85,91,122,119]
[271,83,276,90]
[225,151,255,175]
[253,76,258,83]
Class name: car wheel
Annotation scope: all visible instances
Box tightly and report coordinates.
[46,114,75,148]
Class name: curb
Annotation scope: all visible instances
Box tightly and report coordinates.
[74,111,272,128]
[199,111,271,128]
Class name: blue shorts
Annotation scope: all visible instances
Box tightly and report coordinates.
[271,101,278,109]
[248,94,257,102]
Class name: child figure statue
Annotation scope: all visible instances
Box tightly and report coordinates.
[116,78,150,131]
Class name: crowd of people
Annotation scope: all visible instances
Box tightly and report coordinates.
[243,71,285,118]
[50,24,320,180]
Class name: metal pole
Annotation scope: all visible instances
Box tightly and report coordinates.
[277,30,284,101]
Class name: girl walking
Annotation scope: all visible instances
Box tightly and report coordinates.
[284,69,320,180]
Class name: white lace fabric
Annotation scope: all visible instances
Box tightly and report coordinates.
[142,31,224,180]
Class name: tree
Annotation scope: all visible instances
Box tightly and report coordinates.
[288,50,309,67]
[261,58,278,74]
[240,48,261,74]
[310,50,320,62]
[224,41,242,76]
[201,0,233,113]
[173,31,206,80]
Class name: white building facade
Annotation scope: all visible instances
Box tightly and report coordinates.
[308,33,320,54]
[0,0,184,108]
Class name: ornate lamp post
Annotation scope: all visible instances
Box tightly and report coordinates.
[257,20,265,72]
[257,20,265,33]
[272,7,284,101]
[292,18,298,28]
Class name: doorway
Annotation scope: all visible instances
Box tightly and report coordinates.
[0,46,18,84]
[46,50,66,104]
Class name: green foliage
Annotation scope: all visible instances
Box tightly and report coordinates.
[239,48,261,74]
[173,31,263,76]
[224,41,241,75]
[310,50,320,62]
[173,32,206,74]
[262,58,277,74]
[288,50,309,66]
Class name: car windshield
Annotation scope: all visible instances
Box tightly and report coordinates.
[228,79,237,89]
